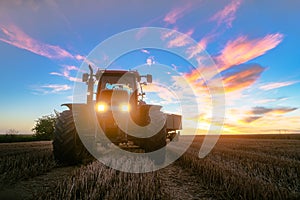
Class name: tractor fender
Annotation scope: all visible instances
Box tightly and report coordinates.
[61,103,89,110]
[61,103,73,110]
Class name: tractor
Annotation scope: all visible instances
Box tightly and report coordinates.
[53,65,182,165]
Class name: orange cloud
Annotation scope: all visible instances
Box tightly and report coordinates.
[210,0,242,27]
[222,64,264,92]
[217,33,283,71]
[183,32,283,94]
[0,24,81,60]
[180,32,283,111]
[259,81,298,91]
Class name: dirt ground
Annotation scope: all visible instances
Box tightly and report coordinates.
[0,135,299,199]
[0,141,214,200]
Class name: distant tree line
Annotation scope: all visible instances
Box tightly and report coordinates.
[1,114,57,143]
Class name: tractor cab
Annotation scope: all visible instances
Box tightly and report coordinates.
[95,70,151,111]
[94,70,153,144]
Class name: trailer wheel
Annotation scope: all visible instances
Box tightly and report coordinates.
[53,110,86,165]
[144,126,166,164]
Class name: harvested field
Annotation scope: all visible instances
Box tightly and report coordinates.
[0,135,299,199]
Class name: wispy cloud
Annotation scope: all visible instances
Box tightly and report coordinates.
[187,0,242,56]
[210,0,242,28]
[242,106,297,123]
[186,36,211,59]
[242,116,262,123]
[141,49,150,54]
[75,54,85,61]
[166,29,194,48]
[259,81,298,91]
[222,63,264,92]
[143,83,178,103]
[0,24,83,60]
[250,106,297,115]
[254,97,288,104]
[32,84,71,95]
[163,4,192,25]
[161,28,178,40]
[217,33,284,71]
[161,28,194,48]
[50,65,81,82]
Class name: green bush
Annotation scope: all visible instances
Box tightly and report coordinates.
[32,114,56,140]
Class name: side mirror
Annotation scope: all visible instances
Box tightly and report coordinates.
[137,76,141,82]
[146,74,152,83]
[82,73,89,82]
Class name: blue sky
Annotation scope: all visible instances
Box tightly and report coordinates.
[0,0,299,134]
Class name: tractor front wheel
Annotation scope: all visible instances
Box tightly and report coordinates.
[144,126,167,165]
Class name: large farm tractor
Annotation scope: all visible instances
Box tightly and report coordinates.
[53,65,182,165]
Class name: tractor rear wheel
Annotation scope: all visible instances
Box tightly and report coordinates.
[53,110,86,165]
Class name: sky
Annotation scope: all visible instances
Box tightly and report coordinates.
[0,0,299,134]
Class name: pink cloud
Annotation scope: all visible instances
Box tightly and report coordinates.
[166,29,194,48]
[186,0,242,57]
[141,49,150,54]
[217,33,284,71]
[210,0,242,28]
[164,4,192,24]
[259,81,298,91]
[184,63,264,96]
[0,24,80,60]
[75,54,85,60]
[186,36,212,59]
[161,28,178,40]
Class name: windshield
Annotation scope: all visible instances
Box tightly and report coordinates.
[100,74,136,94]
[105,83,132,93]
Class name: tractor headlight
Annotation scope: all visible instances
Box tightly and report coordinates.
[97,103,106,112]
[120,104,130,112]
